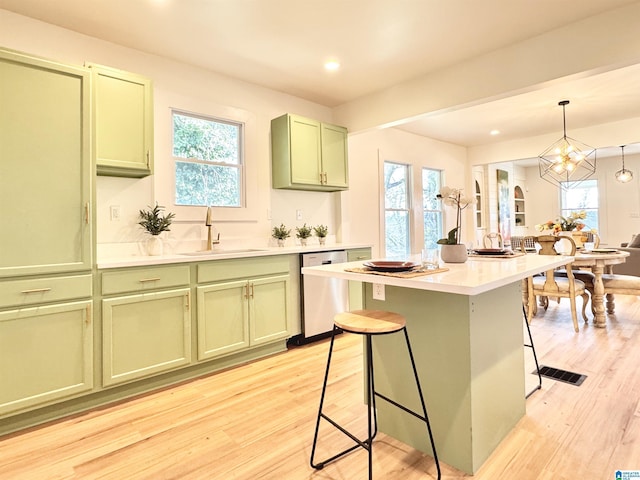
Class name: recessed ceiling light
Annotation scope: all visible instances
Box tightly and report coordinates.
[324,60,340,71]
[490,129,500,136]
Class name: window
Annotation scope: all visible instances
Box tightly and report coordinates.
[422,168,443,249]
[560,179,599,230]
[173,111,243,207]
[384,162,410,258]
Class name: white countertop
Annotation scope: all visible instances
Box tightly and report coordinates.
[97,243,372,269]
[302,254,572,296]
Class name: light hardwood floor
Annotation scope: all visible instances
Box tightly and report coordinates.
[2,296,640,479]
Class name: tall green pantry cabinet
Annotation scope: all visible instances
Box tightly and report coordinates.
[0,49,93,415]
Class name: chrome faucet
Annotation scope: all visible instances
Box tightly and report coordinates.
[205,206,221,250]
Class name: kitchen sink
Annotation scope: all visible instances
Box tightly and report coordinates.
[180,248,268,256]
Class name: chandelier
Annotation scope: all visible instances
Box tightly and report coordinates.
[615,145,633,183]
[538,100,596,189]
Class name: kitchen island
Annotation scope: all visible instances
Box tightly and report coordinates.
[302,254,570,475]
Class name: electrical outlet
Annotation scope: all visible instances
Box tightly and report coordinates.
[110,205,121,221]
[372,283,385,301]
[296,209,303,221]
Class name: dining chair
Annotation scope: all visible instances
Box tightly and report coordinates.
[584,231,600,247]
[483,232,503,249]
[522,235,589,332]
[511,235,536,252]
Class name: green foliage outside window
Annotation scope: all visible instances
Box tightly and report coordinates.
[173,112,243,207]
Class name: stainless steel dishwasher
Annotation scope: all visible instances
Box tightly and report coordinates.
[293,250,348,345]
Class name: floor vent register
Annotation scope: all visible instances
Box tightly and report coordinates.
[535,365,587,386]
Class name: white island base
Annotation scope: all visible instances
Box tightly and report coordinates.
[363,280,525,474]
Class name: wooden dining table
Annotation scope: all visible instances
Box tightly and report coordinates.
[572,250,630,327]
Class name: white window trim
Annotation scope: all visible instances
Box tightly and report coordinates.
[155,95,258,223]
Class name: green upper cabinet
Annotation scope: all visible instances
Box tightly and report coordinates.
[87,64,154,177]
[0,49,92,278]
[271,113,348,191]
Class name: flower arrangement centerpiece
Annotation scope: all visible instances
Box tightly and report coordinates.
[535,211,586,233]
[436,186,473,245]
[436,186,473,263]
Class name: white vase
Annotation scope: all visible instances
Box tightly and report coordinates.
[440,244,467,263]
[146,235,163,256]
[318,237,326,245]
[300,238,308,246]
[277,238,285,247]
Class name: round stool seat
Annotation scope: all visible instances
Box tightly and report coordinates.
[334,309,406,334]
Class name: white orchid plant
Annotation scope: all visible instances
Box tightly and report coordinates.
[436,186,473,245]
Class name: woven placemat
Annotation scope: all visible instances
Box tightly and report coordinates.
[468,251,525,259]
[345,266,449,278]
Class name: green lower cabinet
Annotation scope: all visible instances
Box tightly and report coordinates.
[0,300,93,416]
[197,274,290,361]
[102,288,191,387]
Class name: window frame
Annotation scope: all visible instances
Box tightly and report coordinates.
[172,109,245,208]
[560,179,599,232]
[154,100,258,223]
[383,161,412,258]
[422,167,443,249]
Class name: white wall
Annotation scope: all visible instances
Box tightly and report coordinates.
[345,128,467,257]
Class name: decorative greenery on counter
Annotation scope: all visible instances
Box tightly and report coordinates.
[295,223,313,239]
[313,224,328,238]
[272,223,291,240]
[138,203,176,236]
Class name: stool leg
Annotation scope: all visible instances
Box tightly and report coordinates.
[365,334,376,480]
[402,327,441,480]
[310,325,338,470]
[523,305,542,398]
[310,326,369,470]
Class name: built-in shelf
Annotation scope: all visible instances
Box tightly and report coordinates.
[514,185,525,227]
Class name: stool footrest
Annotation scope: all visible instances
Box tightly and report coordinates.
[311,413,374,469]
[375,391,427,423]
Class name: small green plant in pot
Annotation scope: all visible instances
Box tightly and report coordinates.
[272,223,291,246]
[296,223,313,246]
[138,203,175,255]
[313,224,328,245]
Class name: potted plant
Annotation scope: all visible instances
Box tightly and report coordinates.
[138,203,175,255]
[272,223,291,247]
[436,186,473,263]
[296,223,313,246]
[314,224,329,245]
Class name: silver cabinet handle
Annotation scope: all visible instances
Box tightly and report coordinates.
[139,277,161,283]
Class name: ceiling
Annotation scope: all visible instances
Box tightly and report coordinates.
[2,0,640,150]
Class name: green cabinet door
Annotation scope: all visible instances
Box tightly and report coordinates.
[321,122,349,188]
[0,300,93,416]
[289,116,322,186]
[102,288,191,386]
[250,274,290,346]
[88,64,153,177]
[197,280,250,360]
[197,274,290,360]
[0,49,91,278]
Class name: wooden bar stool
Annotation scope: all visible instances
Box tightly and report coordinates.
[310,310,441,479]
